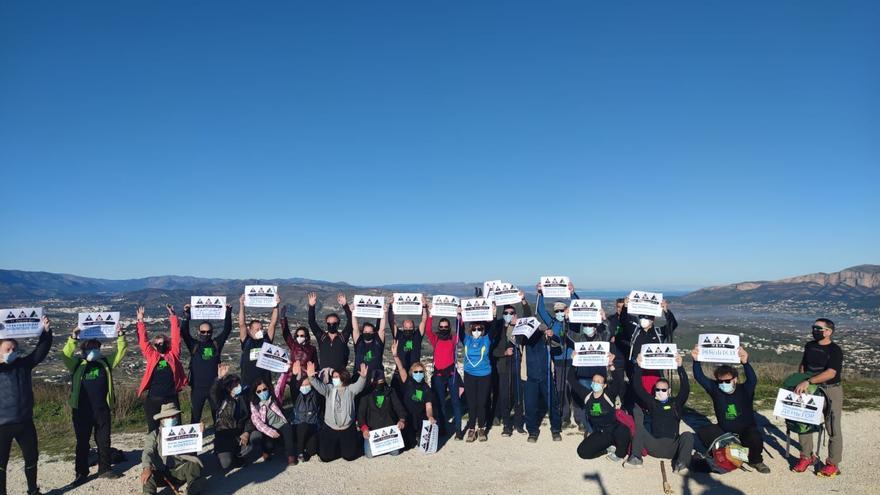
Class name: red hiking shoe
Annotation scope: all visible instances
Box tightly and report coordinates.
[791,455,816,473]
[817,463,841,478]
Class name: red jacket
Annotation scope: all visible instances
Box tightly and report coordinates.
[137,315,188,397]
[425,315,458,371]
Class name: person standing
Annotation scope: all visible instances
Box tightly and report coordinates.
[534,282,573,429]
[307,292,353,379]
[424,303,463,439]
[181,302,233,424]
[137,305,188,432]
[237,293,279,390]
[492,293,530,436]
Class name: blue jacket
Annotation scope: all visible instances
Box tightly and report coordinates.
[462,334,492,377]
[537,293,579,361]
[0,330,52,426]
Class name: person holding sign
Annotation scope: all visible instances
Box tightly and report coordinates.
[307,361,369,462]
[351,300,388,387]
[249,377,297,466]
[791,318,844,477]
[280,361,321,462]
[238,292,279,390]
[491,293,530,436]
[211,365,254,471]
[0,315,52,495]
[618,296,677,411]
[388,302,427,397]
[458,305,495,443]
[137,305,188,432]
[569,363,630,462]
[691,345,770,473]
[565,303,617,433]
[535,282,575,430]
[358,372,407,457]
[390,343,436,449]
[522,288,564,443]
[307,292,353,379]
[140,403,204,495]
[624,354,693,472]
[61,322,127,485]
[424,302,464,440]
[181,302,233,425]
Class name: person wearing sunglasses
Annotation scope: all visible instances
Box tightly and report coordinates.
[237,292,279,391]
[460,313,495,443]
[390,344,436,449]
[534,282,574,429]
[491,293,530,437]
[619,296,677,412]
[350,300,388,389]
[424,302,464,439]
[249,377,297,466]
[181,301,233,425]
[692,345,770,473]
[791,318,843,477]
[388,302,428,398]
[137,305,188,433]
[624,353,693,473]
[307,292,353,380]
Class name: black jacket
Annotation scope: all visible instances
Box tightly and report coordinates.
[357,387,407,430]
[0,330,52,426]
[633,365,689,439]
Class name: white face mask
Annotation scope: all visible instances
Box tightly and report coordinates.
[639,318,653,329]
[584,326,596,337]
[555,312,565,322]
[655,390,669,402]
[1,350,19,364]
[471,330,482,339]
[502,314,513,324]
[295,336,306,345]
[300,386,311,395]
[332,378,342,387]
[253,330,264,340]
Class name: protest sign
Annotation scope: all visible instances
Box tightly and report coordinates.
[511,317,541,339]
[256,342,290,373]
[78,312,120,339]
[461,297,492,322]
[640,343,678,370]
[369,425,405,456]
[161,424,203,456]
[482,280,501,302]
[0,308,43,339]
[392,293,423,316]
[572,341,610,367]
[696,334,741,364]
[430,295,459,318]
[773,389,825,426]
[419,420,438,454]
[628,290,663,317]
[487,282,520,306]
[190,296,226,320]
[244,285,277,308]
[569,299,602,324]
[540,276,571,298]
[353,295,385,319]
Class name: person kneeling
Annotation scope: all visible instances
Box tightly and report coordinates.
[570,366,631,463]
[358,372,407,457]
[140,403,204,495]
[249,377,297,466]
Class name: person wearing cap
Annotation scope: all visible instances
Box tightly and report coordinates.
[61,322,127,485]
[357,371,407,457]
[520,285,563,443]
[535,282,574,430]
[618,295,677,411]
[491,292,530,436]
[140,403,205,495]
[211,364,254,471]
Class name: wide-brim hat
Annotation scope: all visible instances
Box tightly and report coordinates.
[153,403,182,420]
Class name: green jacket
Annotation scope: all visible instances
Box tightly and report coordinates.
[61,334,127,409]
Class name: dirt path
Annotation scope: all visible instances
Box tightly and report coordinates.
[6,410,878,494]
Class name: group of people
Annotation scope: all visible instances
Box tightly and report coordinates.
[0,283,846,495]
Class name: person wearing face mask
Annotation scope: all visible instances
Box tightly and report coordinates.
[569,365,630,462]
[280,306,318,385]
[61,323,127,485]
[280,361,322,462]
[459,312,495,442]
[565,304,617,433]
[238,293,279,390]
[390,347,436,449]
[181,302,233,425]
[308,361,369,462]
[351,301,388,388]
[388,302,427,398]
[0,315,52,495]
[248,377,297,466]
[535,282,576,429]
[791,318,844,477]
[624,353,693,472]
[307,292,353,381]
[357,372,408,457]
[211,365,254,471]
[424,304,464,440]
[137,305,188,432]
[140,403,205,494]
[521,284,565,443]
[692,345,770,473]
[491,293,531,437]
[619,296,677,411]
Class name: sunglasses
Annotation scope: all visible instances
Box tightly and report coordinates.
[199,331,212,335]
[554,310,565,314]
[296,334,307,338]
[438,325,450,330]
[654,388,668,392]
[503,311,515,315]
[472,326,485,332]
[718,378,735,384]
[811,325,826,332]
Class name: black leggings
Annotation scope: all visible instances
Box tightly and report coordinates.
[252,423,295,458]
[577,423,631,459]
[73,406,111,475]
[293,423,318,459]
[0,420,39,494]
[189,387,217,424]
[144,395,180,432]
[464,373,492,430]
[318,425,361,462]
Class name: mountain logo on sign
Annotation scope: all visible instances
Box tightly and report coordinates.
[196,299,204,305]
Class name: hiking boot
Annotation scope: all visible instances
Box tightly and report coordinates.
[287,455,298,466]
[71,473,88,487]
[624,456,644,469]
[301,454,311,462]
[515,426,527,435]
[501,427,513,437]
[98,469,122,480]
[477,428,488,442]
[493,418,502,427]
[454,430,465,441]
[817,463,841,478]
[792,455,817,473]
[562,420,572,429]
[552,432,562,442]
[259,452,271,463]
[673,461,688,474]
[527,434,538,443]
[465,429,477,443]
[749,462,771,474]
[606,452,622,462]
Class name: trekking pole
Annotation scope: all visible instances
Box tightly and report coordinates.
[660,460,672,494]
[162,474,181,495]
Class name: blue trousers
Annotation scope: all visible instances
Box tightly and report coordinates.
[431,373,463,435]
[524,377,561,435]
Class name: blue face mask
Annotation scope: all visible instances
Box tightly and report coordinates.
[719,382,735,394]
[412,372,425,383]
[332,378,342,387]
[555,312,565,322]
[2,350,19,364]
[583,326,596,337]
[85,349,101,362]
[502,314,513,324]
[299,386,311,395]
[591,382,604,393]
[257,390,271,402]
[161,417,179,428]
[231,385,242,397]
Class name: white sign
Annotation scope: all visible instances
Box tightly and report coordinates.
[569,299,602,324]
[190,296,226,320]
[255,342,290,373]
[512,317,541,339]
[572,341,610,367]
[161,424,203,456]
[628,290,663,317]
[392,293,423,316]
[0,308,43,339]
[487,282,520,306]
[244,285,277,308]
[640,343,678,370]
[696,334,741,364]
[773,389,825,426]
[78,312,120,339]
[368,425,405,456]
[482,280,502,302]
[430,295,460,318]
[461,297,492,322]
[353,295,385,319]
[540,276,571,298]
[419,420,438,454]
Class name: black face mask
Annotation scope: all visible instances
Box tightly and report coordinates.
[375,383,387,393]
[402,328,414,335]
[437,327,451,339]
[363,333,375,343]
[154,342,168,353]
[198,334,212,343]
[327,322,339,334]
[812,330,825,341]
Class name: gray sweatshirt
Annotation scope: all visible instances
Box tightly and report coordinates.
[310,375,366,430]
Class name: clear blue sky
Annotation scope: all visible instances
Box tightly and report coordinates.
[2,1,877,288]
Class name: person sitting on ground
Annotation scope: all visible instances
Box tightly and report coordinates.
[249,377,297,466]
[569,354,629,463]
[140,403,204,495]
[691,345,770,474]
[357,371,408,457]
[308,361,368,462]
[211,364,253,471]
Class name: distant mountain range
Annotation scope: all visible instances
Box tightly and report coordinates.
[680,265,880,309]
